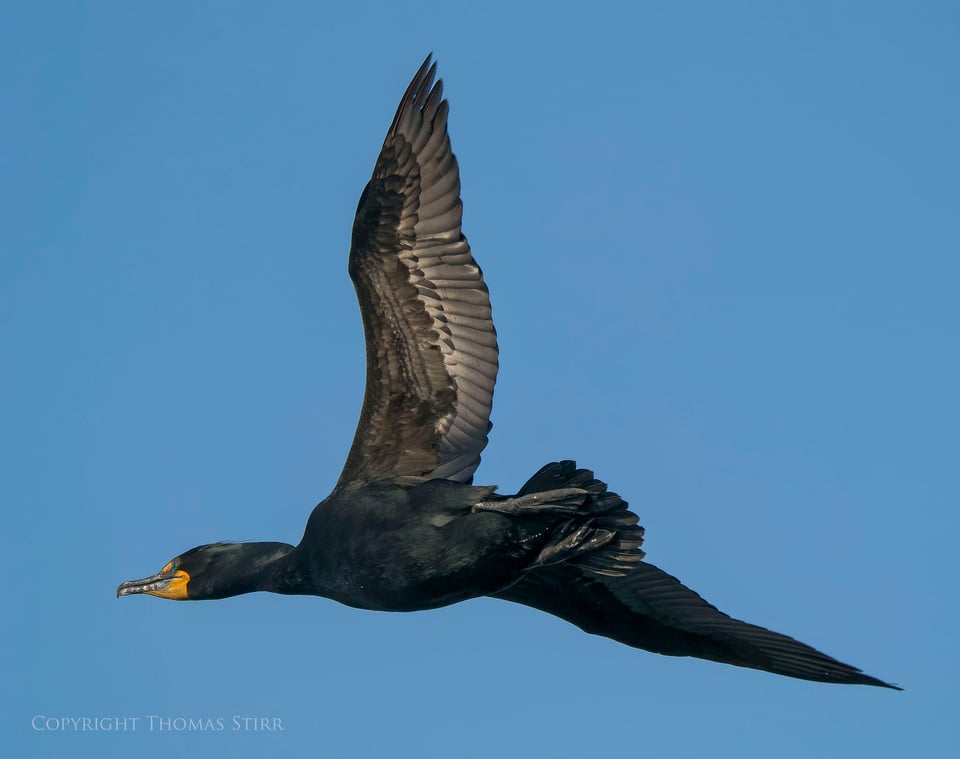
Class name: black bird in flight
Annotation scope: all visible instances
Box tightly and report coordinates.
[118,56,898,690]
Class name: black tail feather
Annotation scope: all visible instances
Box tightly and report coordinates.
[519,461,645,577]
[503,461,899,688]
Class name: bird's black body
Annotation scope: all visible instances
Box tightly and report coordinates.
[297,480,527,611]
[293,461,642,612]
[118,56,899,690]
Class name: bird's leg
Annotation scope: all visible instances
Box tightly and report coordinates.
[472,487,588,516]
[531,520,616,568]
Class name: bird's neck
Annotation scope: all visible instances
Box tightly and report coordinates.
[198,541,308,599]
[258,542,314,596]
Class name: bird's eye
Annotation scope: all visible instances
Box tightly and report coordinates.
[170,560,179,573]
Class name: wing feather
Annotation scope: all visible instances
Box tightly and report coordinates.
[492,562,899,688]
[338,55,498,487]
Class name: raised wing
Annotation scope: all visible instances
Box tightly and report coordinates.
[493,562,899,688]
[337,56,498,487]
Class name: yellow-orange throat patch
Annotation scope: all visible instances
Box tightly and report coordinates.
[148,569,191,600]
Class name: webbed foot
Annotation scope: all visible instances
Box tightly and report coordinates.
[531,520,616,567]
[472,487,588,517]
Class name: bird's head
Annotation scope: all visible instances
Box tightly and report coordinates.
[116,541,296,601]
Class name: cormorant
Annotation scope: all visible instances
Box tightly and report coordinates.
[117,55,899,690]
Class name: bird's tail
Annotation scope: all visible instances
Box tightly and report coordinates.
[498,463,900,689]
[518,461,646,577]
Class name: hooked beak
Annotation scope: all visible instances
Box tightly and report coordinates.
[116,566,190,600]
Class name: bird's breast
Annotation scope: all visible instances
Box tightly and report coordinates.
[299,485,533,612]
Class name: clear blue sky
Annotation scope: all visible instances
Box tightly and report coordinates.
[3,2,956,757]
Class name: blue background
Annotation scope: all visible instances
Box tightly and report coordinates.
[3,2,956,757]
